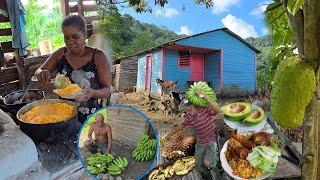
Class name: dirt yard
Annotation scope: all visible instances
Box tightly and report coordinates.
[78,106,158,179]
[79,140,153,180]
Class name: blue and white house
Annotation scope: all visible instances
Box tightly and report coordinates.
[135,28,260,96]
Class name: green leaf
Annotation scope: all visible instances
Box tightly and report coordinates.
[265,0,295,80]
[287,0,304,15]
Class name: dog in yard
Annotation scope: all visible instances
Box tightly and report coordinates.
[156,78,179,95]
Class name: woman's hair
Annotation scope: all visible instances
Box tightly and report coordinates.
[61,14,87,36]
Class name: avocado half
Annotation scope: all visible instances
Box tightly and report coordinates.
[243,107,265,126]
[221,102,252,121]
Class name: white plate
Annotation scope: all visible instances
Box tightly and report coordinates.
[224,115,267,133]
[220,140,271,180]
[53,89,84,100]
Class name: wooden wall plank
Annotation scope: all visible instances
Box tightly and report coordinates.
[0,14,10,23]
[0,0,8,9]
[0,80,20,96]
[0,67,18,84]
[1,41,13,53]
[23,55,49,79]
[70,4,97,13]
[0,28,11,36]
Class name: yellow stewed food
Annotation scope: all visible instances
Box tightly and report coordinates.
[54,84,83,95]
[20,103,77,124]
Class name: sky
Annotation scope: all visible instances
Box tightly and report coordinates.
[21,0,270,39]
[116,0,271,38]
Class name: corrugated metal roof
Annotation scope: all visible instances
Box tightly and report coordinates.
[118,28,261,61]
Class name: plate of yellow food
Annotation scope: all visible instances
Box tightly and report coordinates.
[220,132,280,180]
[53,74,84,99]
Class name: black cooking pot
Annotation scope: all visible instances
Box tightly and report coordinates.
[16,99,79,142]
[0,89,45,124]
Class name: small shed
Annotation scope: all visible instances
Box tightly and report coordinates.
[135,28,260,96]
[112,56,138,92]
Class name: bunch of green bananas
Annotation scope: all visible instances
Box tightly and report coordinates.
[106,157,129,176]
[186,81,217,107]
[86,153,114,175]
[132,134,157,162]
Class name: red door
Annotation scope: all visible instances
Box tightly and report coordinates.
[145,55,152,90]
[190,54,204,81]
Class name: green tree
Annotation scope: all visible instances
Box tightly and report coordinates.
[100,5,132,59]
[98,4,183,61]
[246,36,273,89]
[24,0,64,50]
[265,0,320,178]
[96,0,213,13]
[124,30,155,56]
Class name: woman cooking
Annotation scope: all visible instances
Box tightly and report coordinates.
[35,15,112,124]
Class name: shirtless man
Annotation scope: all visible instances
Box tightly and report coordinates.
[84,113,112,154]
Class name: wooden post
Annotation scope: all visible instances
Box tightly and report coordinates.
[14,49,26,88]
[61,0,70,17]
[77,0,84,17]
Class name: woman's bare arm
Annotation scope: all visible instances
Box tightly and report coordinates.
[35,47,64,74]
[34,48,64,84]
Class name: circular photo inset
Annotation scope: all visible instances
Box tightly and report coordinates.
[78,104,158,179]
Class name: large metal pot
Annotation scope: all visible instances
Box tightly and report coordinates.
[16,99,79,142]
[0,89,45,124]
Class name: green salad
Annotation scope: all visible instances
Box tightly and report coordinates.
[247,143,281,173]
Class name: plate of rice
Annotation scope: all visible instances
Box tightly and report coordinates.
[53,84,84,99]
[220,133,280,180]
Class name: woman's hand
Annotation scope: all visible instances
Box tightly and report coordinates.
[76,88,94,102]
[35,69,51,85]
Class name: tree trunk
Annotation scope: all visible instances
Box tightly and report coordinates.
[286,9,304,55]
[302,93,319,179]
[301,0,320,179]
[317,70,320,178]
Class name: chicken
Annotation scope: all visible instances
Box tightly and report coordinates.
[230,133,254,150]
[234,147,250,159]
[227,138,250,159]
[251,132,271,146]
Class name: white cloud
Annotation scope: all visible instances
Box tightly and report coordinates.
[249,5,267,16]
[178,26,193,36]
[249,1,272,17]
[155,7,179,18]
[221,14,258,38]
[261,27,268,36]
[211,0,240,14]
